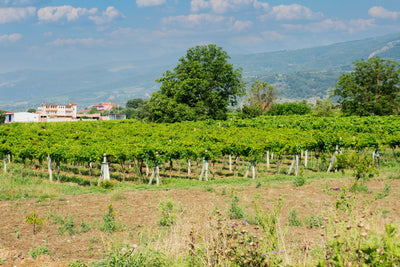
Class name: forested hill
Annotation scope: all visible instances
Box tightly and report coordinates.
[1,33,400,111]
[232,32,400,101]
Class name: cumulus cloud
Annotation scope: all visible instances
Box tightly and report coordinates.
[348,18,375,33]
[46,38,105,47]
[37,5,97,22]
[253,0,269,11]
[136,0,166,7]
[89,6,123,25]
[266,4,323,21]
[229,20,252,32]
[0,7,36,24]
[369,6,400,20]
[191,0,254,14]
[0,0,43,6]
[0,33,22,42]
[162,13,227,27]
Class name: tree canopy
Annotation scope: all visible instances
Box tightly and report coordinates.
[333,57,400,116]
[148,44,245,122]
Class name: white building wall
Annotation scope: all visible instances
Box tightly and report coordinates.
[13,112,39,122]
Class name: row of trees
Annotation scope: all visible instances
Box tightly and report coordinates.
[89,45,399,122]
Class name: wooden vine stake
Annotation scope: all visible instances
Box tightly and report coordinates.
[98,153,110,185]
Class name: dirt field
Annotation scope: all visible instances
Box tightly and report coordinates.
[0,177,399,266]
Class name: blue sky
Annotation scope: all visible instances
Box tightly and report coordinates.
[0,0,399,72]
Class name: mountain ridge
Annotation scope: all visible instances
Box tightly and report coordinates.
[1,32,399,111]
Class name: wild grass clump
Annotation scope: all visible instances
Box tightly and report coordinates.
[228,195,245,219]
[288,208,303,226]
[158,199,178,227]
[28,245,50,259]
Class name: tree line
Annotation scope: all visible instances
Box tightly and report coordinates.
[114,44,399,122]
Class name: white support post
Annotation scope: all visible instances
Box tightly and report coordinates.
[188,159,191,176]
[156,165,160,186]
[266,151,270,169]
[287,156,295,175]
[149,167,155,185]
[99,153,110,185]
[295,154,299,176]
[199,159,209,181]
[48,155,52,181]
[244,162,251,178]
[252,162,256,179]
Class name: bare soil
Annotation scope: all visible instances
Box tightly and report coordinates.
[0,178,399,266]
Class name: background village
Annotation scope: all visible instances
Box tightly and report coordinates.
[2,102,126,123]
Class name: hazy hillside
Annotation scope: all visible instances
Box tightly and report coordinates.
[1,33,399,111]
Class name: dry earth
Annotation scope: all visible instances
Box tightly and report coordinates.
[0,178,399,266]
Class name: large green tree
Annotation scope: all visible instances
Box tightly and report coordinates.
[148,44,245,122]
[333,57,400,116]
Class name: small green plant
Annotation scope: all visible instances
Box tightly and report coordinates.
[14,228,20,239]
[375,181,391,200]
[288,208,303,226]
[293,175,306,187]
[68,261,87,267]
[305,214,323,228]
[101,203,117,232]
[80,221,91,233]
[256,181,262,188]
[203,186,216,193]
[99,180,114,189]
[158,199,177,226]
[228,195,245,219]
[28,245,50,259]
[91,245,169,266]
[26,210,46,245]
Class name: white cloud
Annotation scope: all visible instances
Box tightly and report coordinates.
[229,20,252,32]
[348,18,375,33]
[0,33,22,42]
[89,6,123,25]
[37,5,97,22]
[136,0,166,7]
[0,7,36,24]
[191,0,210,12]
[267,4,323,21]
[283,18,375,34]
[260,30,285,41]
[191,0,254,14]
[162,13,227,27]
[253,0,269,11]
[368,6,400,20]
[46,38,105,47]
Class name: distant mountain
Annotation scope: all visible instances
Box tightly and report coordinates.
[1,33,399,111]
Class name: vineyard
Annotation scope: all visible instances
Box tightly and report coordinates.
[1,116,400,266]
[1,115,399,185]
